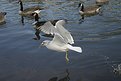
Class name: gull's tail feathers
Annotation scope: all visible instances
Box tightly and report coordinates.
[67,45,82,53]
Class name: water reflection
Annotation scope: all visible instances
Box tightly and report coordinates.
[8,0,46,2]
[21,16,24,25]
[48,77,58,81]
[33,29,41,40]
[100,28,121,37]
[80,27,121,41]
[32,20,53,40]
[58,69,70,81]
[48,69,70,81]
[32,20,45,40]
[113,64,121,75]
[0,21,6,25]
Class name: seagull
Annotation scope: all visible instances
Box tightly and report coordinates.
[32,12,74,44]
[38,19,74,44]
[41,34,82,62]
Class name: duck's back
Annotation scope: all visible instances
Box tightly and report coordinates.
[23,6,42,12]
[96,0,108,3]
[20,6,43,16]
[83,5,100,15]
[84,5,99,12]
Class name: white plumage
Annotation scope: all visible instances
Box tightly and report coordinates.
[38,20,74,44]
[41,34,82,62]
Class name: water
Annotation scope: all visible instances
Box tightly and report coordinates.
[0,0,121,81]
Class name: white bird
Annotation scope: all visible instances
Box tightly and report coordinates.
[31,13,74,44]
[38,19,74,44]
[41,34,82,62]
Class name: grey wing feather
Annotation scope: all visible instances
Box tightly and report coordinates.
[40,21,57,35]
[56,24,74,44]
[40,19,74,44]
[51,34,67,46]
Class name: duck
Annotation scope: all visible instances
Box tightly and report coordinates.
[18,0,44,17]
[78,3,101,19]
[31,12,63,29]
[0,12,7,24]
[96,0,109,5]
[32,12,60,28]
[31,12,59,40]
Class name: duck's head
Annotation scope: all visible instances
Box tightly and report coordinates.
[18,0,22,4]
[32,10,41,21]
[31,12,39,22]
[78,3,84,12]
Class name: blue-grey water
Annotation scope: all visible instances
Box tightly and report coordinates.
[0,0,121,81]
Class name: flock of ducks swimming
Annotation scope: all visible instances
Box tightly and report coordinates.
[0,0,109,62]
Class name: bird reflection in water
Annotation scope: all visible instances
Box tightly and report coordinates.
[48,77,58,81]
[58,69,70,81]
[48,69,70,81]
[21,16,24,25]
[32,20,53,40]
[112,64,121,75]
[33,28,41,40]
[32,20,45,40]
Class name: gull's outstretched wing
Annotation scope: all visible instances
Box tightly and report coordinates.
[39,19,74,44]
[51,34,67,47]
[40,20,66,35]
[56,20,74,44]
[40,21,57,35]
[55,19,66,26]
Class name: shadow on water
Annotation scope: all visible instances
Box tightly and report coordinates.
[21,16,25,25]
[79,27,121,41]
[100,28,121,37]
[0,21,6,25]
[8,0,46,3]
[113,64,121,76]
[33,29,41,40]
[48,69,70,81]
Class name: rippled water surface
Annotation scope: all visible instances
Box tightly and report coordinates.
[0,0,121,81]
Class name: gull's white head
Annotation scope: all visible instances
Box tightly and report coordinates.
[41,40,50,46]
